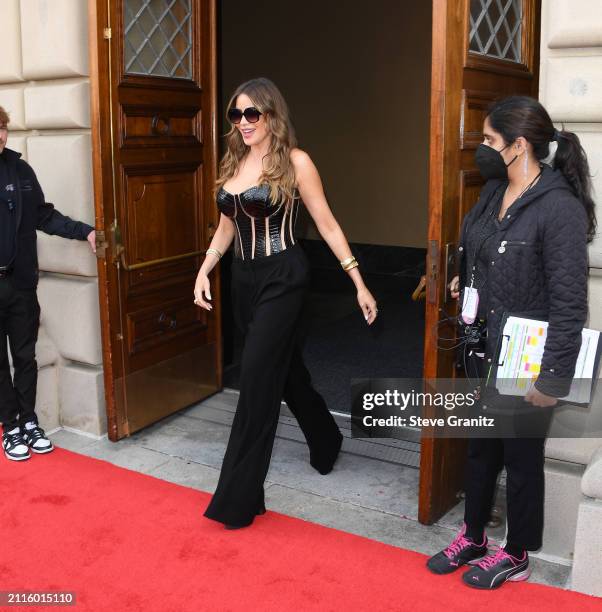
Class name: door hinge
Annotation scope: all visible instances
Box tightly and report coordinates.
[113,221,125,265]
[95,230,109,259]
[427,240,439,304]
[444,242,458,303]
[106,219,124,265]
[96,221,122,264]
[103,27,112,40]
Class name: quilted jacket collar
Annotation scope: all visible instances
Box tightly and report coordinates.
[511,163,573,205]
[479,164,574,227]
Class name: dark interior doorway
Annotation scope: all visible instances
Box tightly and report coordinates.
[217,0,432,417]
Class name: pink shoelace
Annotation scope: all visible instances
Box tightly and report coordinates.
[443,528,472,559]
[477,546,516,570]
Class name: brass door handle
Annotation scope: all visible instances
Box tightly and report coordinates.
[412,275,427,301]
[118,249,205,271]
[109,220,205,271]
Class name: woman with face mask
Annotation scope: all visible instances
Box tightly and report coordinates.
[426,96,597,589]
[194,77,378,529]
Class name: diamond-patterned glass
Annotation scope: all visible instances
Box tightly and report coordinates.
[124,0,192,79]
[469,0,523,63]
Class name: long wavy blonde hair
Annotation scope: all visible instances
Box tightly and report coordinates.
[216,78,298,205]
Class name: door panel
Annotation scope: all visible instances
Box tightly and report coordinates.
[90,0,220,440]
[419,0,540,524]
[123,168,200,262]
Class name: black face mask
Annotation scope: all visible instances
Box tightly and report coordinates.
[474,143,518,180]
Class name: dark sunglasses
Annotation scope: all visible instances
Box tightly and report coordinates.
[227,106,263,124]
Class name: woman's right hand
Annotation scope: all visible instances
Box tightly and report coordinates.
[194,272,212,311]
[449,275,460,300]
[357,286,378,325]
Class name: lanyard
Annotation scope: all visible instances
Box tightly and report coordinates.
[469,188,503,287]
[468,168,544,288]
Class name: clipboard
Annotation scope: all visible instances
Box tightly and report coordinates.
[488,312,602,406]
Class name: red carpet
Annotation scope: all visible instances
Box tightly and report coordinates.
[0,448,600,612]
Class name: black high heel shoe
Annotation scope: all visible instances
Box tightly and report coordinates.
[224,506,266,529]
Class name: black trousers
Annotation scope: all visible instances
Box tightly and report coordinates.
[0,278,40,432]
[204,244,342,527]
[463,353,552,550]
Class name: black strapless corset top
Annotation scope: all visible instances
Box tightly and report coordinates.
[216,184,301,260]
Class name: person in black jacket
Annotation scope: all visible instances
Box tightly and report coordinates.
[426,96,596,589]
[0,106,96,462]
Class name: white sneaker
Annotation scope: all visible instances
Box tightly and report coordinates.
[2,427,31,461]
[22,421,54,454]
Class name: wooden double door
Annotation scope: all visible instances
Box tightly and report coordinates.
[419,0,541,523]
[89,0,221,440]
[89,0,540,524]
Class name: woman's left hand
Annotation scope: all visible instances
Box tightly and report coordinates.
[357,288,378,325]
[524,386,558,407]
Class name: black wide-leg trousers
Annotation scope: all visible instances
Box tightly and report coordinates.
[203,244,342,527]
[463,353,552,550]
[0,278,40,432]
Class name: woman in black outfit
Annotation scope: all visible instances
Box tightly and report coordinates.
[194,78,378,529]
[427,96,596,589]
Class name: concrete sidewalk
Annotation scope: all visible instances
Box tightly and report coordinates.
[49,389,570,590]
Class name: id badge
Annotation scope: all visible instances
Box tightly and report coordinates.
[461,286,479,324]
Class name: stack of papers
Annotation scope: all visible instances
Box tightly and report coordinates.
[495,316,600,404]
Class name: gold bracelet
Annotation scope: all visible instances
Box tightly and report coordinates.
[206,247,222,260]
[340,256,356,269]
[343,261,359,272]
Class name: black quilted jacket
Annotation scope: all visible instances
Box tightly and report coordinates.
[458,164,589,397]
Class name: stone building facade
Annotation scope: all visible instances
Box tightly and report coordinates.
[538,0,602,596]
[1,0,105,437]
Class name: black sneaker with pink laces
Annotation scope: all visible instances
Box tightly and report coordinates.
[426,523,488,574]
[462,547,530,589]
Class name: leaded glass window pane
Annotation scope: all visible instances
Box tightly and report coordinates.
[469,0,523,63]
[124,0,192,80]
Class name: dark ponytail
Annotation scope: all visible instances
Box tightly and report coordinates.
[487,96,597,242]
[554,129,597,241]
